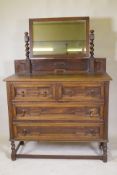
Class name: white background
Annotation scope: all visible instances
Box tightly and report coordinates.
[0,0,117,174]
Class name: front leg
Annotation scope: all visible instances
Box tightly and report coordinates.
[11,140,16,161]
[102,142,107,162]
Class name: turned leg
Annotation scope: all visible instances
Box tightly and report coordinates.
[102,142,107,162]
[11,140,16,161]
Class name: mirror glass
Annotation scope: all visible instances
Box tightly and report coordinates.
[29,17,89,57]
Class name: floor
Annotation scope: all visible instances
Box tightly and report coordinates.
[0,136,117,175]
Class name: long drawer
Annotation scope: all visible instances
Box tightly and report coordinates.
[10,82,104,102]
[12,102,104,122]
[13,123,104,141]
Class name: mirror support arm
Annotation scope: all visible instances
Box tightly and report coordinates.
[89,30,95,73]
[24,32,32,74]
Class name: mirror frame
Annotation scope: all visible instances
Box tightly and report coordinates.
[29,17,89,58]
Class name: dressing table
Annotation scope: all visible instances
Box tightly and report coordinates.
[5,17,111,162]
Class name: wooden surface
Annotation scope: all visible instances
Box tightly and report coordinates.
[4,72,111,82]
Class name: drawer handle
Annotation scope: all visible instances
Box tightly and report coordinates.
[38,89,49,97]
[22,129,29,136]
[21,109,26,117]
[22,129,41,135]
[86,89,97,96]
[43,91,48,97]
[85,128,99,136]
[88,108,99,117]
[21,91,25,97]
[75,128,98,136]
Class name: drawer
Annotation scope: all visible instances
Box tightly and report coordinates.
[12,103,104,122]
[13,123,104,141]
[60,83,104,102]
[11,82,55,101]
[10,82,104,102]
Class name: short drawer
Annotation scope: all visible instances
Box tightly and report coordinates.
[13,123,104,141]
[10,82,55,102]
[12,103,104,122]
[60,83,104,102]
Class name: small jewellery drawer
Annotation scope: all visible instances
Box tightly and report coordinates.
[10,82,55,102]
[12,103,104,122]
[13,123,104,141]
[60,83,104,102]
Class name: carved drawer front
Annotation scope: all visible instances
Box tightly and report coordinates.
[13,103,104,122]
[11,82,55,101]
[13,123,104,141]
[60,83,104,102]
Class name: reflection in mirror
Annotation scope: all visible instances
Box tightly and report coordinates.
[29,17,89,57]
